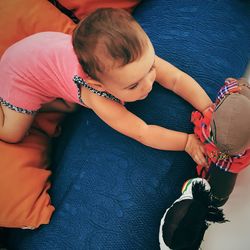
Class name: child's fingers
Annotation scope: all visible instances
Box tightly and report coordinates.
[199,145,206,154]
[193,154,205,166]
[193,149,207,166]
[199,146,209,166]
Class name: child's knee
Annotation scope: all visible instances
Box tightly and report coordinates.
[0,131,24,143]
[0,105,34,143]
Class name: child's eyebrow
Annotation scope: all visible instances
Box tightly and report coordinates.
[124,58,156,89]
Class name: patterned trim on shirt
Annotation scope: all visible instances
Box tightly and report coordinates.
[73,75,122,104]
[0,97,36,115]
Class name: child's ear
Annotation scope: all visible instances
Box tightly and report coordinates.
[86,79,106,92]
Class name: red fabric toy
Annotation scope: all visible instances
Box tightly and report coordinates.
[191,73,250,206]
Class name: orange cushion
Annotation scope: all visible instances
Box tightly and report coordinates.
[0,112,66,229]
[0,0,76,57]
[0,0,76,228]
[57,0,141,20]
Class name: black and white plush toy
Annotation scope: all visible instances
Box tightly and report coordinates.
[159,178,228,250]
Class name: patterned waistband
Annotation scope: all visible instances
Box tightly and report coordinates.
[0,97,36,115]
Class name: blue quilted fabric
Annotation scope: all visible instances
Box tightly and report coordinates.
[6,0,250,249]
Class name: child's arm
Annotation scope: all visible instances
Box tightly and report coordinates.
[83,92,207,166]
[154,56,212,113]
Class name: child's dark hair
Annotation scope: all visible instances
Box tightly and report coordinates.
[72,8,147,80]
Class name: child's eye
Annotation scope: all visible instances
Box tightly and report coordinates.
[129,83,139,90]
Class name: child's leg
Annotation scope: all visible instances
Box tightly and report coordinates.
[0,104,34,143]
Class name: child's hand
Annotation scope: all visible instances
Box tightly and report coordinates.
[185,134,208,166]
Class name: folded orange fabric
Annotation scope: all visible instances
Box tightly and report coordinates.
[0,0,76,57]
[57,0,141,20]
[0,112,65,229]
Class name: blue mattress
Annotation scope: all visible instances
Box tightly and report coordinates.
[6,0,250,249]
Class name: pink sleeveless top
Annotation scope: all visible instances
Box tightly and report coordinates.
[0,32,88,114]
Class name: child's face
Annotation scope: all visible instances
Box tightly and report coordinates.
[98,40,156,102]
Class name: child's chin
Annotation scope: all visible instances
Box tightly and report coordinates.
[125,94,148,102]
[138,94,148,100]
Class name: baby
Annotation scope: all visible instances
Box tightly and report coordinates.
[0,8,212,165]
